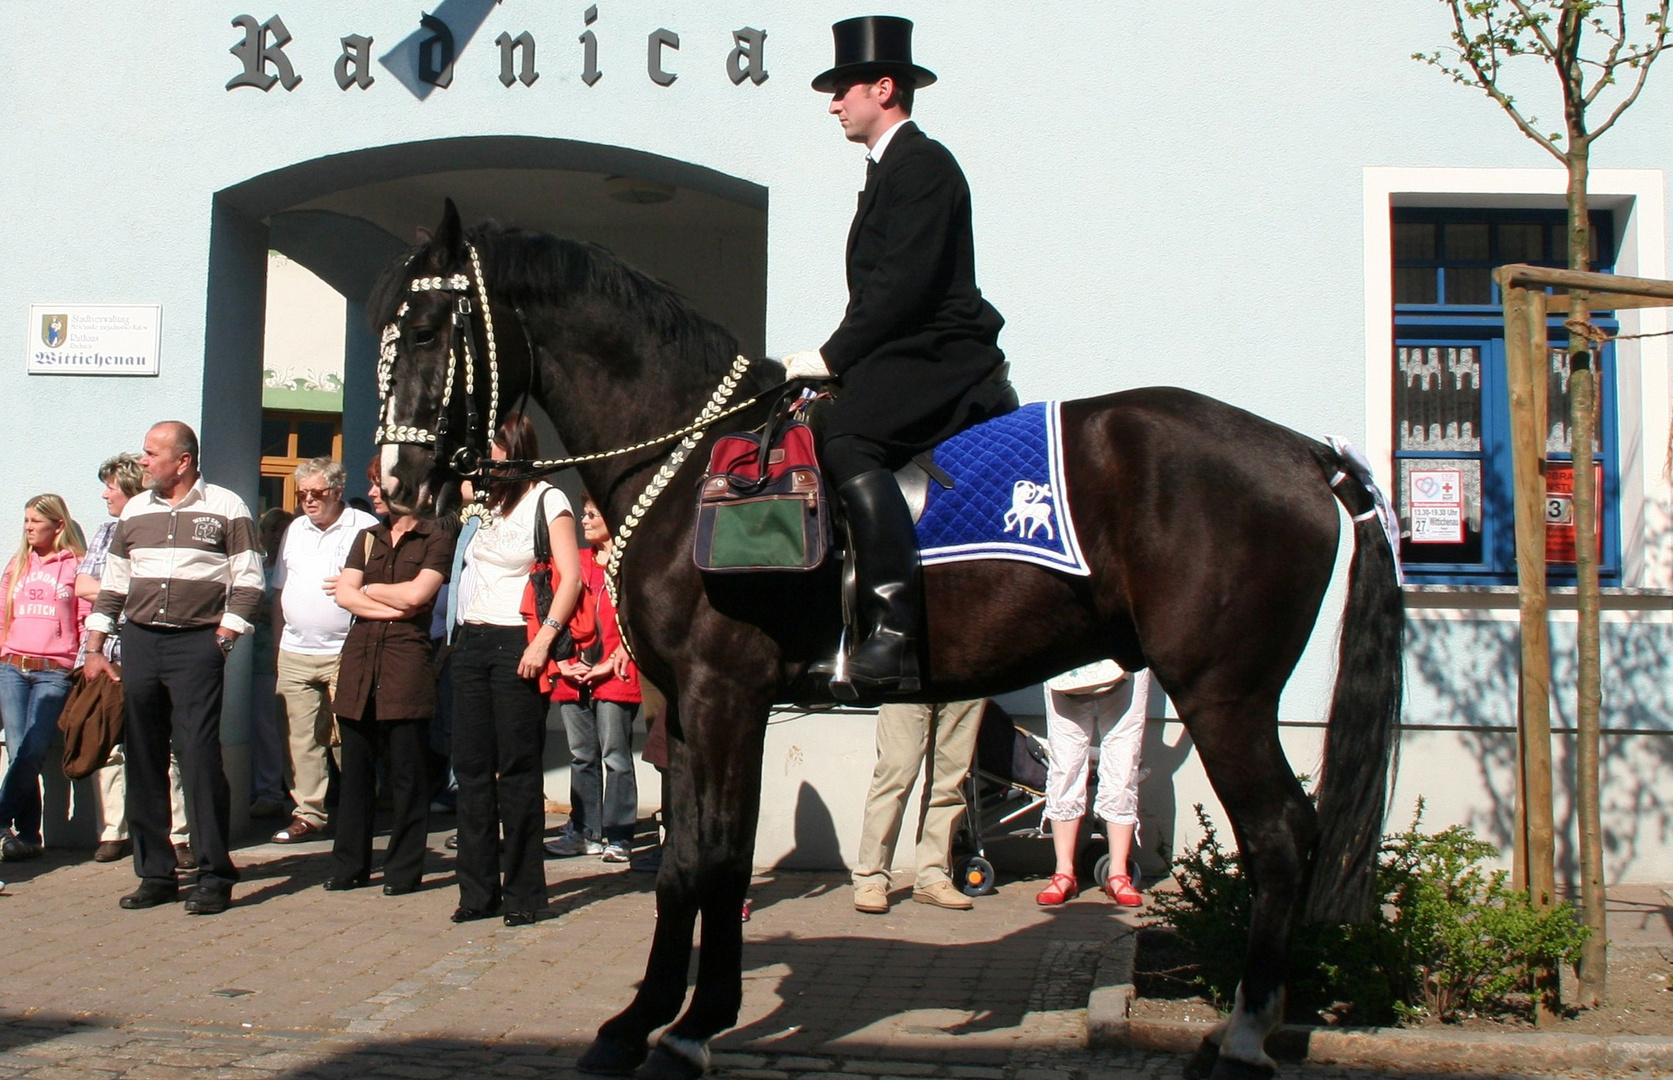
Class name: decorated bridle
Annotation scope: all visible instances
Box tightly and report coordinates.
[374,243,501,477]
[374,240,786,617]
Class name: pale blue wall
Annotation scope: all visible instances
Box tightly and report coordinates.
[5,3,1671,871]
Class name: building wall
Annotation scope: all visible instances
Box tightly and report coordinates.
[4,2,1670,878]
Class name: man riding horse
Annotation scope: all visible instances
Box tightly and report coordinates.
[785,16,1018,701]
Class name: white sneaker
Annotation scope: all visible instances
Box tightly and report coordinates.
[544,831,604,857]
[601,841,631,863]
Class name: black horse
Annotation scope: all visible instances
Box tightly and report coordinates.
[372,201,1403,1080]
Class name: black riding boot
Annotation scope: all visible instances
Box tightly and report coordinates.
[832,469,922,701]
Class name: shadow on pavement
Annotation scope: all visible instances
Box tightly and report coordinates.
[0,1013,116,1056]
[0,1018,1611,1080]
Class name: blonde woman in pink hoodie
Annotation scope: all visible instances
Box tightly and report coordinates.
[0,494,87,861]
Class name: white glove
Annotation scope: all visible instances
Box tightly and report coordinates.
[783,349,832,380]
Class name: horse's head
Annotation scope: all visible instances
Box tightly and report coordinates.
[371,199,504,519]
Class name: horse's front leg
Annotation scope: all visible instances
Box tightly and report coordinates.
[579,699,698,1076]
[638,683,771,1080]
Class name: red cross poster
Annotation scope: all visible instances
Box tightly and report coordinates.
[1407,469,1464,544]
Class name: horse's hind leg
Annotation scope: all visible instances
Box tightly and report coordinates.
[1177,701,1316,1080]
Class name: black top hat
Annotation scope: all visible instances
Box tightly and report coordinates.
[811,16,937,93]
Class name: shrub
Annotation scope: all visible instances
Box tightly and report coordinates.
[1149,800,1590,1025]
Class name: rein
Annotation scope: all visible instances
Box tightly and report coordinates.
[469,370,778,484]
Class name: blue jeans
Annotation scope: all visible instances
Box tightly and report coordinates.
[0,664,73,844]
[557,696,640,843]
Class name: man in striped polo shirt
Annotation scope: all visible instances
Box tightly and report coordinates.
[83,422,264,914]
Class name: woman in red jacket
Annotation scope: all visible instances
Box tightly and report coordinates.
[544,497,642,863]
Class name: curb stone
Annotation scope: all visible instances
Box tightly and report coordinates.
[1084,928,1138,1049]
[1085,928,1673,1072]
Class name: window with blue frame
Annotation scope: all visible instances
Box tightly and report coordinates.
[1392,208,1619,585]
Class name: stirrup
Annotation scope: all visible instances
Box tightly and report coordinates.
[829,660,920,701]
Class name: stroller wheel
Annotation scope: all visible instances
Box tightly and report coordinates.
[1092,853,1142,889]
[953,855,996,897]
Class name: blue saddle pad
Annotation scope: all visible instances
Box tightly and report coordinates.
[915,401,1090,576]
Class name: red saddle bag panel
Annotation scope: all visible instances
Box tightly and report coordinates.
[695,420,830,573]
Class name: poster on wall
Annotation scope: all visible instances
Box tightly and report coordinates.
[1406,469,1464,544]
[25,304,161,376]
[1544,463,1604,564]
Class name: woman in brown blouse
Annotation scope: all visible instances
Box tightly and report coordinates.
[326,498,454,894]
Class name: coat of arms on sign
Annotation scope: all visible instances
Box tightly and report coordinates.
[40,314,66,349]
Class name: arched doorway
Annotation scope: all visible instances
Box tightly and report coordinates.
[203,135,768,506]
[198,138,767,821]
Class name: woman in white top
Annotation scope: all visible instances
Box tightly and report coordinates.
[1035,662,1151,907]
[449,413,581,926]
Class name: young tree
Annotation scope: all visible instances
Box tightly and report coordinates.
[1416,0,1670,1010]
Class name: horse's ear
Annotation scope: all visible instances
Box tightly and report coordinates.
[427,199,464,268]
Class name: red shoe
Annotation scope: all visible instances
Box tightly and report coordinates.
[1035,872,1079,906]
[1104,873,1143,906]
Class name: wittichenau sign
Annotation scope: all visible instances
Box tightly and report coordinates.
[26,304,162,376]
[227,6,768,98]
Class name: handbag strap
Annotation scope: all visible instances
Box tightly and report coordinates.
[532,487,551,563]
[746,390,803,489]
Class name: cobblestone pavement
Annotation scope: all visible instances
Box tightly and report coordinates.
[0,825,1660,1080]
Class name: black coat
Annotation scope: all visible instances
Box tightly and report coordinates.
[819,122,1013,462]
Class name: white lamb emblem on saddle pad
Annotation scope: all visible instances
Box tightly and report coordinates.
[1003,480,1055,540]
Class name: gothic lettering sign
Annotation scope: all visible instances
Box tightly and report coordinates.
[227,14,302,91]
[26,304,162,377]
[227,10,768,96]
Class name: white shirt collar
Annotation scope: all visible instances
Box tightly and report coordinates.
[144,476,206,510]
[867,119,912,165]
[298,506,356,535]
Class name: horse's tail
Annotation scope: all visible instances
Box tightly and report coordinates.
[1303,443,1405,924]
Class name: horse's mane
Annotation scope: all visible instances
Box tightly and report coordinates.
[367,221,743,380]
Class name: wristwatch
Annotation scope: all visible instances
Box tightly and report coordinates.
[541,617,563,630]
[216,634,236,654]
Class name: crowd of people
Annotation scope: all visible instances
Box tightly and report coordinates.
[0,416,653,923]
[0,414,1152,922]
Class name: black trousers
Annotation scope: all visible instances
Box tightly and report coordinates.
[450,624,548,913]
[822,434,893,488]
[121,624,238,889]
[332,712,430,888]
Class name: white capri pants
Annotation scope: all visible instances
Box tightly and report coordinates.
[1041,669,1151,826]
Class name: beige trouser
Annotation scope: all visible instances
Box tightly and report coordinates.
[276,649,341,827]
[852,699,986,890]
[94,744,189,844]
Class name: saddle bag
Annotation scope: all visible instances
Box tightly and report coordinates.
[694,412,830,573]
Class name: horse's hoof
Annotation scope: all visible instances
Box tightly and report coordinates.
[635,1039,709,1080]
[577,1035,648,1076]
[1182,1038,1220,1080]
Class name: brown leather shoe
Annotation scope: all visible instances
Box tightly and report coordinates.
[271,817,324,844]
[173,842,195,870]
[93,839,131,863]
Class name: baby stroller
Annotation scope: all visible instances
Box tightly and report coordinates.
[949,700,1140,897]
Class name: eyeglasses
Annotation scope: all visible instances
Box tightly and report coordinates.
[296,487,335,502]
